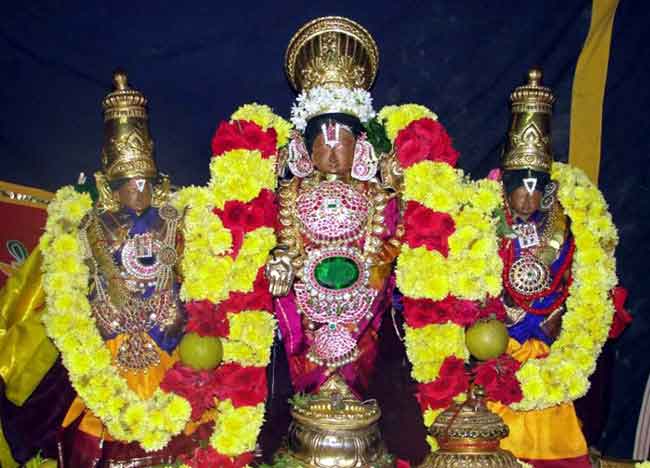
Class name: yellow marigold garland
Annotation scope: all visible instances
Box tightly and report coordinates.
[42,116,280,455]
[511,163,618,410]
[222,310,276,367]
[41,188,192,452]
[209,149,276,209]
[396,160,502,446]
[210,400,266,456]
[400,161,619,417]
[403,323,468,383]
[397,161,503,301]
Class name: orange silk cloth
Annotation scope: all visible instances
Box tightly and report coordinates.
[488,339,588,460]
[62,334,180,440]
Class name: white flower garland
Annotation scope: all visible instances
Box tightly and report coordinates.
[290,85,376,130]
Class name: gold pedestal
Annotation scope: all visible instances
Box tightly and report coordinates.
[420,386,519,468]
[281,375,393,468]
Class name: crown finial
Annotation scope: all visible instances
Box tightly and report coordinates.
[113,69,128,91]
[528,68,542,86]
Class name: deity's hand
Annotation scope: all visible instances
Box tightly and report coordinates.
[265,249,294,297]
[540,306,565,341]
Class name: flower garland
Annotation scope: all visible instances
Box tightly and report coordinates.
[378,103,438,143]
[383,104,505,451]
[387,101,620,448]
[290,85,375,131]
[511,162,618,410]
[41,188,192,451]
[231,103,293,148]
[41,104,289,461]
[167,104,288,464]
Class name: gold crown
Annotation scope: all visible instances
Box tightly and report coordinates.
[100,70,156,182]
[502,69,556,173]
[285,16,379,92]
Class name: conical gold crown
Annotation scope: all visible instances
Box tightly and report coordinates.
[100,70,156,182]
[502,68,556,173]
[285,16,379,92]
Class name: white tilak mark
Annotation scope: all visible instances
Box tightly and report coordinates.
[523,177,537,195]
[135,179,146,192]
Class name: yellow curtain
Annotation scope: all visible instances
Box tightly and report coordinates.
[568,0,620,183]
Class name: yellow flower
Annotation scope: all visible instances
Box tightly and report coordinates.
[211,400,265,456]
[397,246,449,300]
[223,311,276,366]
[209,149,276,208]
[378,104,438,142]
[404,323,467,382]
[426,435,439,452]
[423,408,442,427]
[228,227,276,293]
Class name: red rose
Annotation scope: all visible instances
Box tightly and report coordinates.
[403,201,455,255]
[403,297,450,327]
[474,355,522,405]
[213,189,277,258]
[475,297,507,322]
[217,269,272,315]
[416,356,469,411]
[211,120,277,158]
[180,446,253,468]
[609,286,632,339]
[214,363,267,407]
[442,296,482,326]
[219,189,277,232]
[395,118,459,168]
[402,296,481,328]
[160,362,223,420]
[185,300,230,337]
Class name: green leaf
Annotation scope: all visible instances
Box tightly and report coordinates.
[363,118,392,155]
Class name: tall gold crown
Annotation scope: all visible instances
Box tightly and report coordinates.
[501,68,556,173]
[285,16,379,92]
[100,70,156,182]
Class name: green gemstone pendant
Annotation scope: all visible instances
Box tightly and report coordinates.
[314,256,359,290]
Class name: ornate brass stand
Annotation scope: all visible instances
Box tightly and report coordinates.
[419,386,519,468]
[281,375,393,468]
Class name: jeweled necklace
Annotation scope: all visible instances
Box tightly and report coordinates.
[80,203,182,371]
[279,173,390,368]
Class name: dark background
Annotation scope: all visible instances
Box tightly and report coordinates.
[1,0,648,458]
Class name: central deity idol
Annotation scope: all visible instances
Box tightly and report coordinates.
[266,17,400,397]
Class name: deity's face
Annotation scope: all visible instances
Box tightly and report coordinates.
[114,178,152,215]
[311,126,356,176]
[508,186,542,220]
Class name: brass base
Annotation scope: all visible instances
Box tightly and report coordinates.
[279,375,393,468]
[420,384,521,468]
[419,450,520,468]
[284,422,393,468]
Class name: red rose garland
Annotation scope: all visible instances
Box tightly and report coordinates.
[389,111,522,447]
[394,118,459,168]
[161,115,278,464]
[211,120,277,159]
